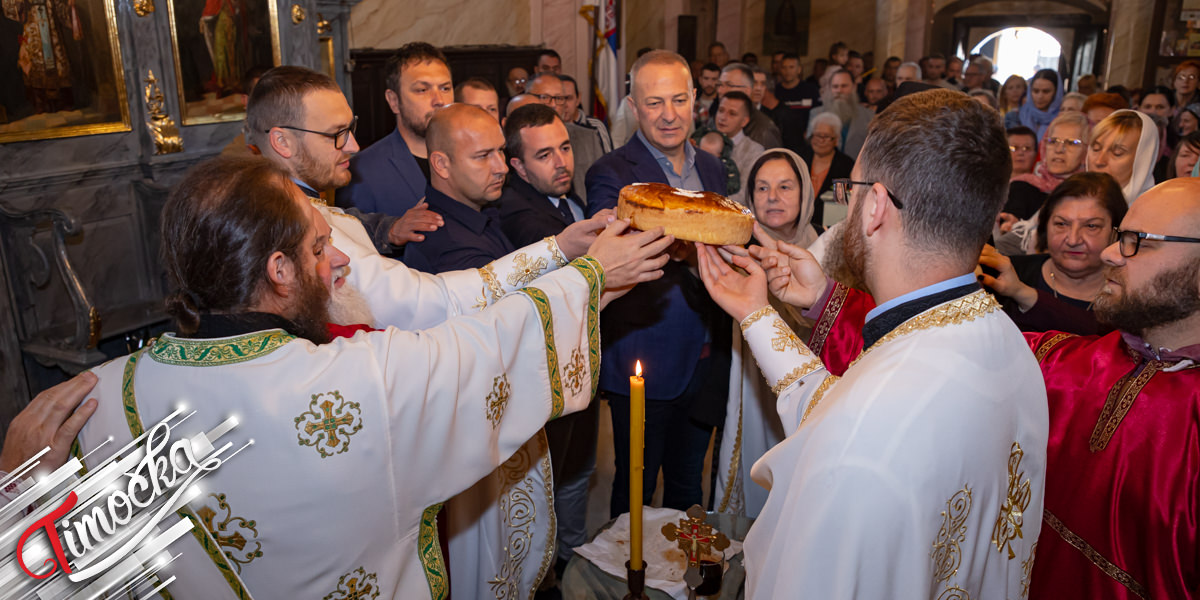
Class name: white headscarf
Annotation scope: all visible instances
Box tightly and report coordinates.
[744,147,820,248]
[1089,109,1158,203]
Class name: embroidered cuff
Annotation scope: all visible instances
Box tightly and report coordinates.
[739,306,776,333]
[544,236,570,267]
[478,263,506,304]
[569,256,606,292]
[743,311,822,394]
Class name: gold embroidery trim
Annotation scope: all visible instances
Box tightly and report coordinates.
[739,305,777,333]
[149,330,296,367]
[323,566,379,599]
[506,253,549,287]
[716,398,743,513]
[479,263,505,304]
[850,290,1000,370]
[544,236,569,267]
[931,486,973,584]
[991,442,1032,559]
[770,319,803,352]
[533,432,558,596]
[1043,510,1148,599]
[808,282,849,356]
[485,375,513,428]
[294,390,363,458]
[770,359,823,396]
[1088,360,1161,452]
[1034,332,1076,362]
[1019,542,1037,599]
[935,587,971,600]
[418,503,448,599]
[798,374,839,426]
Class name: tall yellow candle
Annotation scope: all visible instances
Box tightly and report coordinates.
[630,360,645,570]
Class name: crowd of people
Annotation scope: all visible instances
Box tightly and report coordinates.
[1,37,1198,600]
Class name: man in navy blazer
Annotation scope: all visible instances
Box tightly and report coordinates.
[586,50,732,517]
[337,42,449,254]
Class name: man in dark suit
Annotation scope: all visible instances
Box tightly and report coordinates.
[586,50,732,517]
[496,103,595,579]
[337,42,448,254]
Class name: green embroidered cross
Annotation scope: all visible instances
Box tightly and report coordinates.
[306,399,354,448]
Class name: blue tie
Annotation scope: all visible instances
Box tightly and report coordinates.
[555,197,576,224]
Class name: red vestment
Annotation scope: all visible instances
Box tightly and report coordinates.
[807,282,1200,599]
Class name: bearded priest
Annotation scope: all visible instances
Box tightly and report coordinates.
[696,89,1048,598]
[73,155,671,599]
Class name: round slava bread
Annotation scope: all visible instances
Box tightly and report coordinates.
[616,183,755,245]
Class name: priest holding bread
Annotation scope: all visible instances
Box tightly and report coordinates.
[694,89,1049,598]
[585,50,733,518]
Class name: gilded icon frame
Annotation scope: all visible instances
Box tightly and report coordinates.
[0,0,131,143]
[164,0,281,125]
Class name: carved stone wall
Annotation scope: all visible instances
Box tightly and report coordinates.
[0,0,349,445]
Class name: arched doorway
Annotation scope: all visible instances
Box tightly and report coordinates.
[972,27,1063,81]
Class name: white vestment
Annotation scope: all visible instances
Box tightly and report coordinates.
[323,204,576,599]
[76,208,601,600]
[738,290,1048,599]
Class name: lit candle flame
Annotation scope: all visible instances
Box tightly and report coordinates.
[635,360,643,378]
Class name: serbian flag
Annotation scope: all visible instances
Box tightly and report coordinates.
[582,0,621,123]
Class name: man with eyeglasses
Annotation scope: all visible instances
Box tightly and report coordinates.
[247,66,442,256]
[526,73,606,203]
[694,89,1047,597]
[712,62,782,149]
[338,42,452,253]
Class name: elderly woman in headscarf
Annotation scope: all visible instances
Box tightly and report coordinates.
[715,148,817,518]
[1000,109,1158,254]
[1004,69,1063,141]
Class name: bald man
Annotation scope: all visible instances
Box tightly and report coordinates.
[1021,178,1200,599]
[797,178,1200,599]
[401,104,514,273]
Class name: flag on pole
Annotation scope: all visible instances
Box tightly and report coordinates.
[581,0,621,123]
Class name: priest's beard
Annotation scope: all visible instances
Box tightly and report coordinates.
[328,278,376,327]
[1094,258,1200,336]
[289,269,334,344]
[823,93,859,126]
[821,213,870,293]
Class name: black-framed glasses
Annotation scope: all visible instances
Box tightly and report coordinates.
[832,179,904,209]
[1046,137,1083,149]
[1115,228,1200,257]
[272,115,358,149]
[532,93,569,105]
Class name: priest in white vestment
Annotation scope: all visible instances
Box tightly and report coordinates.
[696,90,1048,599]
[74,156,672,600]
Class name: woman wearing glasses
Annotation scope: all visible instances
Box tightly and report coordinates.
[1171,60,1200,119]
[1004,112,1089,220]
[715,148,819,519]
[980,173,1127,335]
[798,111,854,228]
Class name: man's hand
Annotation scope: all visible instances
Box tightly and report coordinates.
[586,219,673,306]
[0,372,99,476]
[387,200,444,247]
[696,243,769,322]
[556,209,616,260]
[749,224,828,309]
[978,244,1037,311]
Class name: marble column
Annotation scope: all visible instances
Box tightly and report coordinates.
[1105,0,1154,88]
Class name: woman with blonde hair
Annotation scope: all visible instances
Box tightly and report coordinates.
[1087,109,1158,201]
